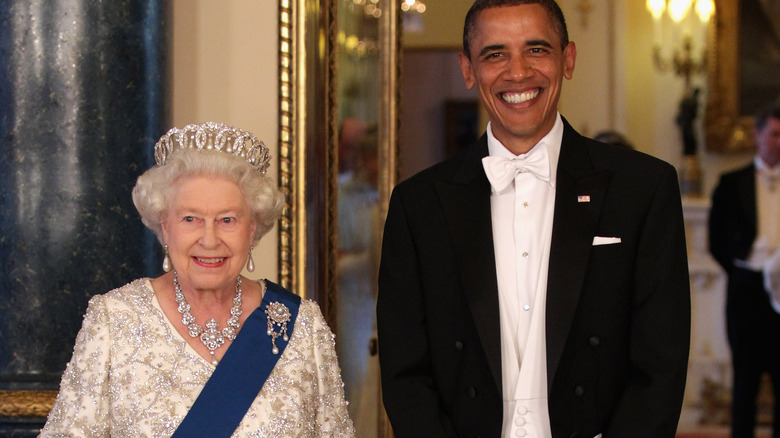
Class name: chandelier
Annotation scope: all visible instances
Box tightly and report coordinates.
[646,0,715,89]
[349,0,426,18]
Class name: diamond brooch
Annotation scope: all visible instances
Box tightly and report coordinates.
[266,302,291,354]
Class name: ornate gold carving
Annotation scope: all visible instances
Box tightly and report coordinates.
[0,390,57,418]
[278,0,398,435]
[277,0,339,308]
[378,0,400,216]
[325,0,339,327]
[278,0,304,296]
[705,0,754,153]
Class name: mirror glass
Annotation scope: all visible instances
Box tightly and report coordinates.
[335,1,382,434]
[278,0,397,435]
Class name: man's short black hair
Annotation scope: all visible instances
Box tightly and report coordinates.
[755,101,780,131]
[462,0,569,59]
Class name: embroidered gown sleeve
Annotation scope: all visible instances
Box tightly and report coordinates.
[40,294,112,437]
[308,301,355,437]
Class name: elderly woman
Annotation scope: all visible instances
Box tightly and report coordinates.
[40,122,354,437]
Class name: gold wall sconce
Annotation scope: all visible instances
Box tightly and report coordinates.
[647,0,716,197]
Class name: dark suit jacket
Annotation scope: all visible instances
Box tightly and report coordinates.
[708,164,757,274]
[377,120,691,438]
[708,163,780,346]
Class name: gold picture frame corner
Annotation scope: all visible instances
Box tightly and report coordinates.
[0,389,57,418]
[705,0,756,154]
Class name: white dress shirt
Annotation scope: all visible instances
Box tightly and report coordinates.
[744,157,780,271]
[484,114,563,438]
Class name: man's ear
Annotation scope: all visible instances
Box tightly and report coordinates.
[458,52,476,90]
[563,41,577,80]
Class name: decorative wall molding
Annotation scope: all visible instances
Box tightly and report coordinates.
[680,198,732,428]
[0,390,56,418]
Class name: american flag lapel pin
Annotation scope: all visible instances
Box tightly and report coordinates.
[578,195,591,203]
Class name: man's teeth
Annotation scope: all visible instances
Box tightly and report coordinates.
[502,89,540,104]
[196,257,225,264]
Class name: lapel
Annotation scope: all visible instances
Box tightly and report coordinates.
[433,124,612,395]
[435,135,503,394]
[545,121,611,391]
[739,164,758,240]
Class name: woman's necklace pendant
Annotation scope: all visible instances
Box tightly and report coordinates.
[173,272,243,362]
[200,318,225,351]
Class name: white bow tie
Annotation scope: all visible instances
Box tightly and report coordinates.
[482,146,550,192]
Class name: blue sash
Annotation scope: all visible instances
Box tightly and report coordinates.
[172,280,301,438]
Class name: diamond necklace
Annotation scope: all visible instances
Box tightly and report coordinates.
[173,271,243,365]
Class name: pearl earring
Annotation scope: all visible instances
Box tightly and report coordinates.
[162,244,171,272]
[247,246,255,272]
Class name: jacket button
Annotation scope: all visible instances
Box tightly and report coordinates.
[455,341,464,351]
[467,387,477,398]
[588,336,600,347]
[574,385,585,396]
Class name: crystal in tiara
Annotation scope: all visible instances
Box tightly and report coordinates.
[154,122,272,174]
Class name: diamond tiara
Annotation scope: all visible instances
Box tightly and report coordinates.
[153,122,272,174]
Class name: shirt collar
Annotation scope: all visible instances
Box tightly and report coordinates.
[756,156,780,176]
[486,113,563,188]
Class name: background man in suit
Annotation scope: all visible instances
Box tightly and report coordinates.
[709,103,780,438]
[377,0,691,436]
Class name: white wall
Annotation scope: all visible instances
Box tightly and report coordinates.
[560,0,694,164]
[556,0,613,138]
[171,0,280,281]
[574,1,753,196]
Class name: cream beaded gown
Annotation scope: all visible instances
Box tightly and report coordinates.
[40,279,354,438]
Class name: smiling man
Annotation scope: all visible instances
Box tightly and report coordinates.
[377,1,691,437]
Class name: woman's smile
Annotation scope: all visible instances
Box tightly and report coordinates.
[193,256,228,266]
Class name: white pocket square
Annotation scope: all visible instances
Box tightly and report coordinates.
[592,236,621,246]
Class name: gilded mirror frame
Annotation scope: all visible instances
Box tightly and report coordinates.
[278,0,399,318]
[705,0,754,153]
[278,0,336,310]
[0,390,55,420]
[278,1,398,435]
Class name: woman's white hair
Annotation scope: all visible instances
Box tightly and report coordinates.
[132,149,284,245]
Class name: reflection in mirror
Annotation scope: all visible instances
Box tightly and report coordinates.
[705,0,780,153]
[399,49,480,180]
[280,0,398,435]
[336,1,382,434]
